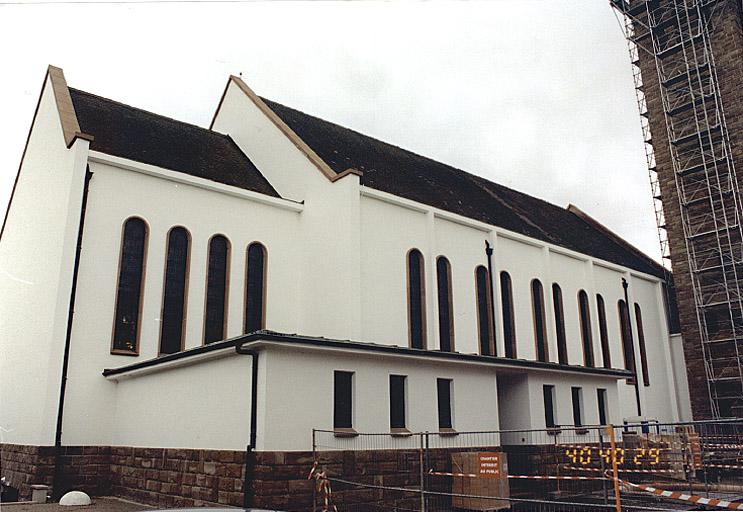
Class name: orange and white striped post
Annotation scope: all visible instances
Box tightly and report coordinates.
[607,424,621,512]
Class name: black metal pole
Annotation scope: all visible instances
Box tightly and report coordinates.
[53,168,93,500]
[622,278,642,416]
[485,240,498,357]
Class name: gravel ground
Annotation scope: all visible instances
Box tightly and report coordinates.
[0,497,152,512]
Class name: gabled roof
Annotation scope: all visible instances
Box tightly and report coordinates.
[70,88,279,197]
[262,98,665,278]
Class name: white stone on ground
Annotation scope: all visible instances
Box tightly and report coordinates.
[59,491,92,506]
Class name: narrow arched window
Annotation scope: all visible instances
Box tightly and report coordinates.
[500,271,516,359]
[578,290,595,367]
[112,217,148,354]
[531,279,549,362]
[407,249,426,349]
[436,257,454,352]
[475,265,495,356]
[618,299,636,379]
[245,242,267,333]
[160,226,190,355]
[552,284,568,364]
[597,294,611,368]
[634,303,650,386]
[204,235,230,344]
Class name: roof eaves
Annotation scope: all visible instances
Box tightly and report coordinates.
[567,204,665,278]
[102,330,633,379]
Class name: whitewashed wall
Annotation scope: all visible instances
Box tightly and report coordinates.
[0,75,89,446]
[60,158,302,446]
[669,334,692,421]
[108,353,252,450]
[259,345,501,451]
[212,80,364,342]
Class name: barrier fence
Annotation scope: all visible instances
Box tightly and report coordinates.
[310,420,743,512]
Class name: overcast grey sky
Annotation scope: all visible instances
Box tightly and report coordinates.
[0,0,660,261]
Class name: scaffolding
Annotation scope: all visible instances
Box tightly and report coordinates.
[610,0,743,418]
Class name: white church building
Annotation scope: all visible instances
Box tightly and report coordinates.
[0,66,690,508]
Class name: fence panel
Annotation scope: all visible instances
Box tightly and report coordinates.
[311,421,743,512]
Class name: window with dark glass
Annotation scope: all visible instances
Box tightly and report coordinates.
[389,375,407,430]
[597,294,612,368]
[407,249,426,349]
[543,385,556,428]
[112,217,148,354]
[531,279,549,362]
[578,291,595,367]
[159,226,190,355]
[597,388,608,426]
[204,235,230,344]
[571,387,584,427]
[634,303,650,387]
[618,300,636,379]
[500,271,517,358]
[437,378,453,429]
[476,266,495,356]
[244,242,266,333]
[334,371,353,429]
[552,284,568,364]
[436,257,454,352]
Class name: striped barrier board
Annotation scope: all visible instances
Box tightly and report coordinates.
[620,479,743,510]
[428,470,607,481]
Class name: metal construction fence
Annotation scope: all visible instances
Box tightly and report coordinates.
[310,420,743,512]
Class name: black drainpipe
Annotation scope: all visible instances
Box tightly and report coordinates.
[622,278,642,417]
[52,168,93,500]
[485,240,498,357]
[235,344,259,508]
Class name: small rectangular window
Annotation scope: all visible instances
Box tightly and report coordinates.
[390,375,407,430]
[543,385,556,428]
[437,378,453,429]
[333,371,353,429]
[597,388,608,426]
[571,387,584,427]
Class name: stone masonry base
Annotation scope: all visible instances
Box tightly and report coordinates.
[2,443,509,511]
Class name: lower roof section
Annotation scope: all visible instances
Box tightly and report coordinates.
[102,330,633,380]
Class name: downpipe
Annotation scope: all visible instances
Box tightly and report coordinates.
[485,240,498,357]
[52,168,93,500]
[622,278,642,417]
[235,344,259,508]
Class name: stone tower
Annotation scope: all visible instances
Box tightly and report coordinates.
[612,0,743,418]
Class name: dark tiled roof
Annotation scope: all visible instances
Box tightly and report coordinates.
[70,88,279,197]
[262,98,665,278]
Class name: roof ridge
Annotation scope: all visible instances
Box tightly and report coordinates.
[69,87,229,140]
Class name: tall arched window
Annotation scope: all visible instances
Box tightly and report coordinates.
[244,242,267,333]
[160,226,190,355]
[500,271,517,359]
[204,235,230,344]
[634,303,650,386]
[552,283,568,364]
[475,265,495,356]
[596,294,611,368]
[407,249,426,349]
[618,299,636,379]
[112,217,148,355]
[436,257,454,352]
[578,290,595,367]
[531,279,549,362]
